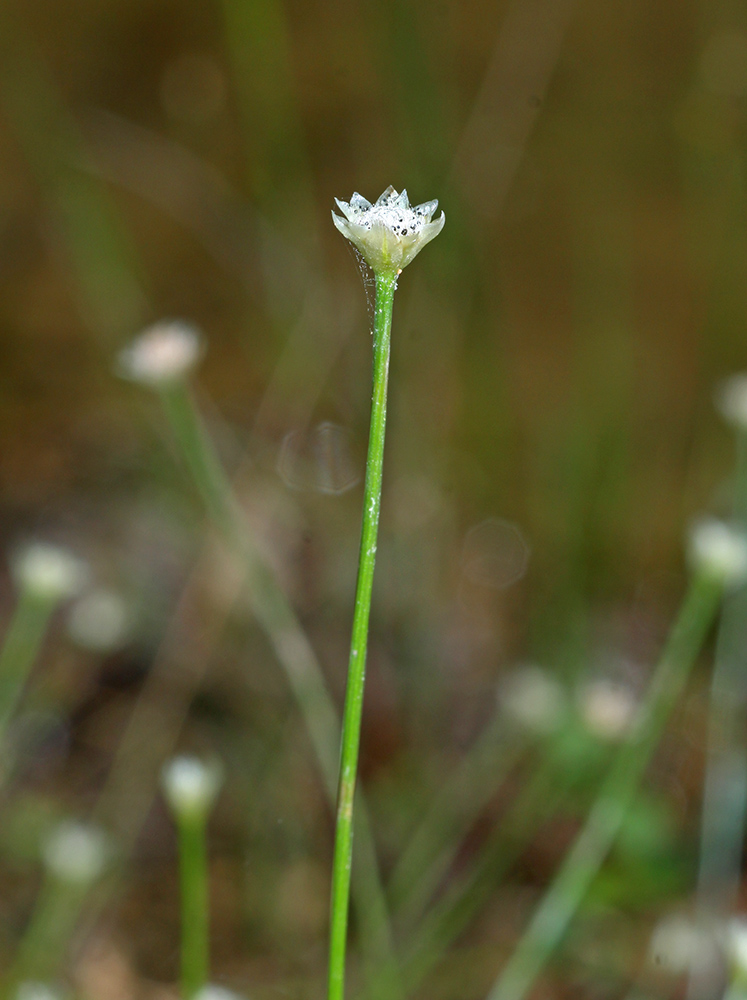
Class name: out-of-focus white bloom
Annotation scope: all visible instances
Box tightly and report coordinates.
[332,186,444,276]
[15,983,65,1000]
[578,679,638,741]
[498,665,566,735]
[194,986,249,1000]
[117,320,202,386]
[12,544,88,603]
[725,917,747,978]
[42,820,109,885]
[689,519,747,587]
[716,373,747,430]
[67,589,130,652]
[161,755,223,819]
[649,914,717,975]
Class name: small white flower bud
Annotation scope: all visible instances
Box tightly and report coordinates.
[498,665,566,735]
[716,373,747,431]
[161,755,223,820]
[117,320,202,386]
[688,519,747,586]
[578,679,638,741]
[12,544,88,603]
[42,820,109,885]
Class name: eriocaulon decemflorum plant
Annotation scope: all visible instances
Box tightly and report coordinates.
[485,518,747,1000]
[328,187,444,1000]
[3,820,109,992]
[161,755,224,1000]
[118,320,400,999]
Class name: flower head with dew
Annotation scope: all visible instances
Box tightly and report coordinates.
[117,320,203,386]
[42,820,109,885]
[688,518,747,587]
[332,186,444,277]
[161,755,223,820]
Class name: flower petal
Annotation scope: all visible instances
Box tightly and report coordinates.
[376,185,398,206]
[350,192,372,212]
[415,199,438,221]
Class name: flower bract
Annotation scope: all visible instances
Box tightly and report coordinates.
[332,186,444,276]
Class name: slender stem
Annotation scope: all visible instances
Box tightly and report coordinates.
[178,814,210,999]
[397,758,570,993]
[388,713,524,931]
[486,570,724,1000]
[328,272,397,1000]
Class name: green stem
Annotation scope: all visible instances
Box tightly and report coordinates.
[398,759,570,993]
[178,814,210,999]
[0,588,56,740]
[486,570,724,1000]
[327,272,396,1000]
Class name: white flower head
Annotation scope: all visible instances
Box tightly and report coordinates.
[716,373,747,431]
[12,543,88,603]
[688,518,747,587]
[42,820,109,885]
[161,755,223,820]
[117,320,203,386]
[332,186,444,276]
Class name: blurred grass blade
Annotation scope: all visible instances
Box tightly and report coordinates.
[396,759,573,994]
[0,7,147,340]
[388,712,526,930]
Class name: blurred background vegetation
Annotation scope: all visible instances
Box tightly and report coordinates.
[1,0,747,997]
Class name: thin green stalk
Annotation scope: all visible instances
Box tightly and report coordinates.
[0,589,57,739]
[156,376,401,999]
[328,272,396,1000]
[178,814,210,999]
[486,570,724,1000]
[397,760,570,994]
[389,713,525,930]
